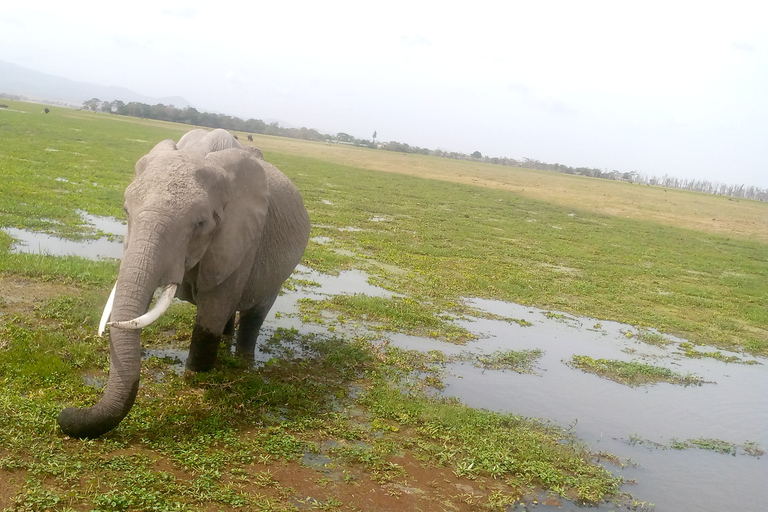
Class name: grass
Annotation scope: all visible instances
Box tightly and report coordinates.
[298,294,476,343]
[249,133,768,243]
[2,99,767,355]
[676,342,760,364]
[274,150,768,356]
[568,355,709,387]
[474,349,543,372]
[1,99,766,508]
[0,293,621,509]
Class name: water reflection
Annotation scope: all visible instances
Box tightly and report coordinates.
[3,211,124,259]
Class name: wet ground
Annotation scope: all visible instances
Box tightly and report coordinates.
[5,216,767,511]
[266,269,768,512]
[3,210,125,259]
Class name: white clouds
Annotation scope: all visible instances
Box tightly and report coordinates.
[162,6,198,19]
[506,83,574,116]
[2,1,768,187]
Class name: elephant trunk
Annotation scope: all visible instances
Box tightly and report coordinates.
[58,232,172,438]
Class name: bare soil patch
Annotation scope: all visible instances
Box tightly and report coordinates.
[0,275,81,316]
[242,452,518,511]
[0,468,27,510]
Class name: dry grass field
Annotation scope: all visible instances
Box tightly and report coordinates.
[247,134,768,242]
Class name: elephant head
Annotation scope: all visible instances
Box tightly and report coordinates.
[58,129,309,438]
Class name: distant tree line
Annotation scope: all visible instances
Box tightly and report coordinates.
[461,156,768,201]
[82,98,767,202]
[83,98,337,143]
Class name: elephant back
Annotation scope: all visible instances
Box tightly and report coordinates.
[177,129,242,155]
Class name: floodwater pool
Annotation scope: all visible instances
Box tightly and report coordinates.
[3,210,124,259]
[264,268,768,512]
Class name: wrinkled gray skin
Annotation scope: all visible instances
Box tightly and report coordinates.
[58,129,310,438]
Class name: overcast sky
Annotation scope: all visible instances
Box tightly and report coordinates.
[3,1,767,188]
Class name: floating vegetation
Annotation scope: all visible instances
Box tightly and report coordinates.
[618,329,671,346]
[282,276,322,292]
[635,329,672,346]
[677,342,761,365]
[629,435,764,457]
[466,307,534,327]
[474,349,544,373]
[567,355,710,387]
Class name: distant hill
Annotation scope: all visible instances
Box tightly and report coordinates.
[0,60,191,108]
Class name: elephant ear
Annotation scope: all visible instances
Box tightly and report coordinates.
[135,139,177,177]
[196,148,270,292]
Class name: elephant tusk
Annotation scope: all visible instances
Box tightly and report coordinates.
[97,283,118,337]
[107,284,178,331]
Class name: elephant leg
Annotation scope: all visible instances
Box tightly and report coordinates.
[223,314,237,337]
[187,274,248,372]
[236,290,280,358]
[186,323,222,372]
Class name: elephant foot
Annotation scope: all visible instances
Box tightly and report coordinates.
[236,292,278,357]
[186,324,221,372]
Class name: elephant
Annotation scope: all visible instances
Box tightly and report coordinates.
[58,128,311,438]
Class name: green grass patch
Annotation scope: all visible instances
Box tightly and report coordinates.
[0,292,623,509]
[0,101,187,237]
[298,294,476,343]
[634,329,672,346]
[0,251,118,286]
[474,349,544,372]
[568,355,709,387]
[677,342,760,364]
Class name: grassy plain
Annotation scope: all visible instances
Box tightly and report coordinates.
[250,135,768,242]
[253,138,767,356]
[0,99,765,509]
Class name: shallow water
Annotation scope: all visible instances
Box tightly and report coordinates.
[3,211,124,259]
[440,299,767,511]
[57,248,767,510]
[266,270,768,512]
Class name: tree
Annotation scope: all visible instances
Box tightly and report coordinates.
[181,107,200,125]
[83,98,101,111]
[471,151,482,159]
